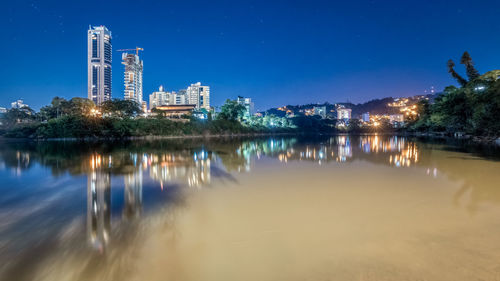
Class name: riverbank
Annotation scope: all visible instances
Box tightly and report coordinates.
[401,131,500,146]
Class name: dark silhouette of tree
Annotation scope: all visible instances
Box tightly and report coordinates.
[101,99,142,118]
[447,59,468,87]
[460,51,480,80]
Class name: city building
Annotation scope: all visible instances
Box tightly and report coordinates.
[154,104,197,118]
[11,99,29,109]
[149,86,188,109]
[187,82,210,110]
[313,106,327,119]
[337,107,352,120]
[362,112,370,122]
[389,114,404,124]
[237,96,254,119]
[122,52,143,105]
[175,89,188,105]
[149,86,169,109]
[88,26,112,105]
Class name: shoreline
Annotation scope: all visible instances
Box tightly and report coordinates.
[400,131,500,146]
[1,131,499,146]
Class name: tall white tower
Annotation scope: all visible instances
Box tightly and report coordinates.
[87,26,112,105]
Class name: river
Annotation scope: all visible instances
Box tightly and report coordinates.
[1,135,500,281]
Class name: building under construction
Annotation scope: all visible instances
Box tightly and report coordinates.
[120,48,144,105]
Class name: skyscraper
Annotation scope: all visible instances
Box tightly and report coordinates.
[187,82,210,110]
[88,26,112,105]
[122,52,143,105]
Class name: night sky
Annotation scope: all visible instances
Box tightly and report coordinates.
[2,0,500,110]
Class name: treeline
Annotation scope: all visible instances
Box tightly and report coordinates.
[407,52,500,137]
[0,98,272,138]
[1,96,397,139]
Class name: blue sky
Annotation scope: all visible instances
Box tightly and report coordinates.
[1,0,500,110]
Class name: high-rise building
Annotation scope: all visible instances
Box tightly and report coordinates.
[122,52,143,105]
[187,82,210,110]
[88,26,112,105]
[237,96,254,119]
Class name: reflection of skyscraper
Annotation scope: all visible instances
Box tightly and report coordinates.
[123,169,143,220]
[87,169,111,251]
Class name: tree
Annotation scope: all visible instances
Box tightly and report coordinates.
[460,51,480,81]
[217,99,245,121]
[39,97,69,120]
[347,119,361,132]
[68,97,95,116]
[1,108,36,127]
[447,59,468,87]
[101,99,142,118]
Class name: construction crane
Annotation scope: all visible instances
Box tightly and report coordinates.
[117,47,144,56]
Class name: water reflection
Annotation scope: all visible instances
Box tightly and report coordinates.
[0,136,500,280]
[87,156,111,252]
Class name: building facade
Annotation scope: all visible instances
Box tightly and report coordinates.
[337,108,352,120]
[237,96,254,119]
[88,26,112,105]
[362,112,370,122]
[187,82,210,110]
[149,86,188,109]
[122,53,143,105]
[11,99,29,109]
[313,106,327,119]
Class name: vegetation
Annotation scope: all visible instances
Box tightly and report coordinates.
[408,52,500,137]
[0,98,295,138]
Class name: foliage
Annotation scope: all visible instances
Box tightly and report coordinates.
[460,51,480,80]
[0,108,36,127]
[447,59,468,87]
[101,99,142,118]
[217,99,246,121]
[409,52,500,136]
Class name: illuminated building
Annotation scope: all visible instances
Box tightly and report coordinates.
[88,26,112,105]
[362,112,370,122]
[149,86,189,109]
[154,104,197,118]
[337,107,352,120]
[389,114,405,126]
[313,106,327,119]
[187,82,210,110]
[122,52,144,105]
[237,96,254,119]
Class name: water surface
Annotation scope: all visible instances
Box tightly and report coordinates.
[1,136,500,281]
